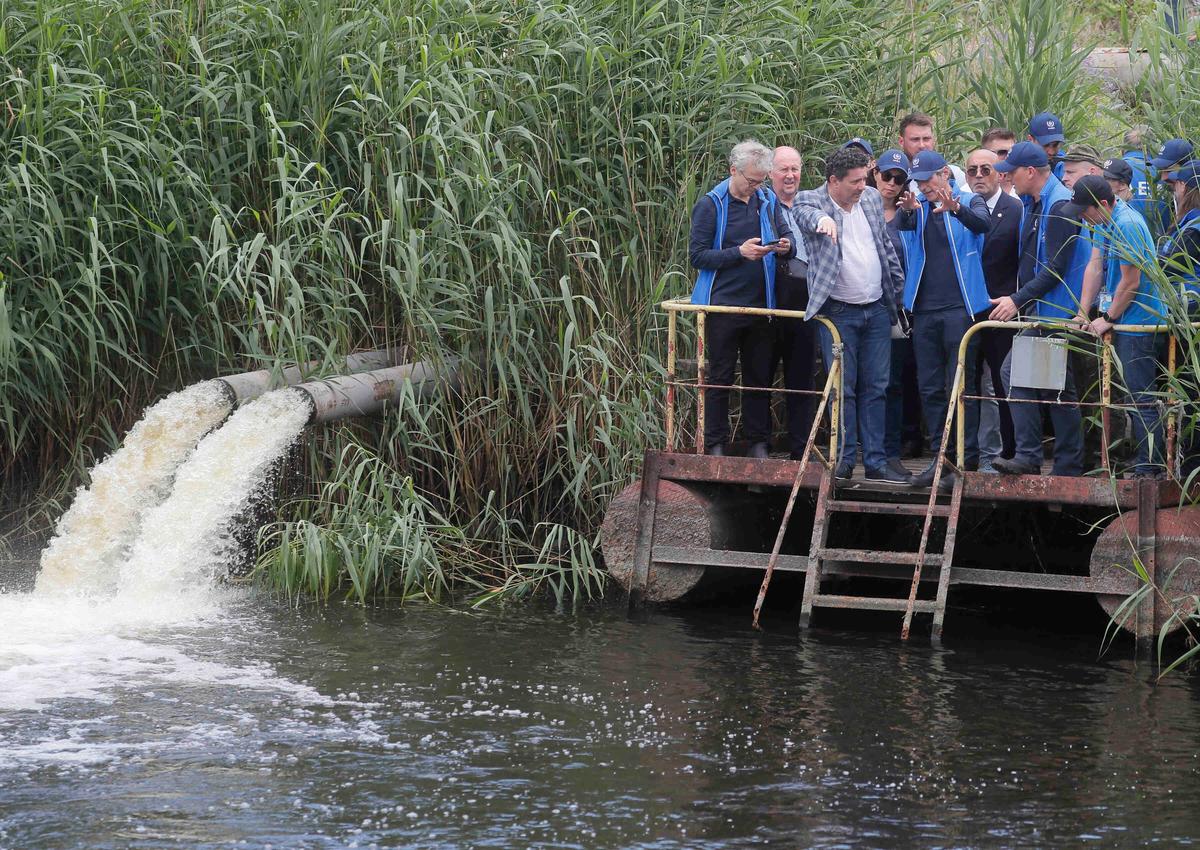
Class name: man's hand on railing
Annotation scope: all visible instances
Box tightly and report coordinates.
[739,237,774,260]
[988,295,1018,321]
[1087,315,1114,336]
[816,216,838,243]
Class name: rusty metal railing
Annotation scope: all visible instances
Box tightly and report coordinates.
[659,298,844,463]
[951,319,1200,475]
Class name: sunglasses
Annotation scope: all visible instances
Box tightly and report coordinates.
[992,148,1011,158]
[966,165,994,176]
[878,170,908,185]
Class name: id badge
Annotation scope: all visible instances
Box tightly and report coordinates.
[1098,291,1114,313]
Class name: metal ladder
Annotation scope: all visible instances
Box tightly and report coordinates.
[796,365,968,640]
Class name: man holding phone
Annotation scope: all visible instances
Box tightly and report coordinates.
[689,140,796,458]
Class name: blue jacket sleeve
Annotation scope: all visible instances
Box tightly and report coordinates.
[689,196,742,270]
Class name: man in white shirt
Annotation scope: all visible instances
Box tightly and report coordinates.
[791,146,909,484]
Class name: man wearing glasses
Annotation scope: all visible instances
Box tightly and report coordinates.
[966,148,1022,469]
[689,140,796,458]
[896,151,992,491]
[981,127,1018,195]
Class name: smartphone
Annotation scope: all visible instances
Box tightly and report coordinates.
[761,238,782,246]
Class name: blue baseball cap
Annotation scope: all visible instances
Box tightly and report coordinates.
[843,137,874,157]
[875,148,911,175]
[908,151,948,181]
[1167,159,1200,189]
[1028,111,1066,145]
[994,141,1050,172]
[1151,138,1194,169]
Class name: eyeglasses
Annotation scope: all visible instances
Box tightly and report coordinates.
[966,165,994,177]
[878,170,908,185]
[992,148,1011,158]
[739,170,766,188]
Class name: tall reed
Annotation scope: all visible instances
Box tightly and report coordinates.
[0,0,983,601]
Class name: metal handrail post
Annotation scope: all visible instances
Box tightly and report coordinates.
[1100,333,1113,472]
[696,310,706,454]
[1167,335,1178,475]
[666,310,677,452]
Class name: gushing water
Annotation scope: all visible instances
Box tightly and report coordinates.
[117,389,312,597]
[35,381,233,595]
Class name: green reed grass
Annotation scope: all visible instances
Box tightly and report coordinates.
[2,0,1100,603]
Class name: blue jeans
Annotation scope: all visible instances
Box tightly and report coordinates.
[1113,332,1164,474]
[1001,330,1084,476]
[911,306,980,467]
[817,298,892,472]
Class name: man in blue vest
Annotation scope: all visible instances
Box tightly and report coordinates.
[689,140,795,458]
[1028,111,1067,180]
[1152,138,1194,233]
[896,151,992,490]
[1070,175,1165,477]
[989,142,1090,476]
[1121,126,1156,224]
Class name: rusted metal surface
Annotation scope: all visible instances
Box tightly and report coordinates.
[601,467,710,604]
[653,545,1140,594]
[752,364,839,628]
[1091,503,1200,636]
[814,595,937,613]
[799,472,834,630]
[815,547,944,567]
[827,499,951,517]
[666,310,677,452]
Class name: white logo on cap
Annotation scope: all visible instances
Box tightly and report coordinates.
[1161,144,1169,155]
[1104,159,1112,168]
[1048,120,1056,129]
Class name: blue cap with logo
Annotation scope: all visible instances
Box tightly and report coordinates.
[908,151,948,181]
[1151,138,1194,169]
[1102,158,1134,184]
[1167,159,1200,189]
[993,141,1050,172]
[875,148,911,175]
[1028,111,1066,145]
[843,137,874,157]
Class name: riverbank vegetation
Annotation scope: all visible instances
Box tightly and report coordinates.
[0,0,1193,604]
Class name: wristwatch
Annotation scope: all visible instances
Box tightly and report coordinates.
[1100,310,1114,323]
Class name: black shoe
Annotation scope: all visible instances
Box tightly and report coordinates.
[707,444,726,457]
[992,457,1039,475]
[937,471,956,495]
[886,458,910,478]
[963,459,980,472]
[834,462,854,481]
[909,463,937,488]
[866,465,912,485]
[748,441,770,460]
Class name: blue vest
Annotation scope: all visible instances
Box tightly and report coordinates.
[899,184,991,316]
[1030,175,1090,320]
[690,179,778,308]
[1161,210,1200,295]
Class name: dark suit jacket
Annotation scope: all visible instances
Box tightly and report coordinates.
[981,191,1022,298]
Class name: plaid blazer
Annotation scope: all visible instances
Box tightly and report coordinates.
[791,184,904,323]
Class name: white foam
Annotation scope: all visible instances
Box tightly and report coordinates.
[117,389,311,596]
[36,382,233,595]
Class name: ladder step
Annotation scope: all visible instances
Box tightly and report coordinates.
[827,499,952,518]
[814,548,944,567]
[812,594,938,613]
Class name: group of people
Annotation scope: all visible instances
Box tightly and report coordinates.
[688,111,1200,488]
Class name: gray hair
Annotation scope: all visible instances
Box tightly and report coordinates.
[729,139,773,172]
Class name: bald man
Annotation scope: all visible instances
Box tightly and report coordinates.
[966,148,1022,467]
[768,145,817,457]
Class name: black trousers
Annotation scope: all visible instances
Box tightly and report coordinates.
[770,272,818,456]
[704,312,773,450]
[975,323,1017,459]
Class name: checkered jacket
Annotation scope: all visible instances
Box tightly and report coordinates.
[791,184,904,323]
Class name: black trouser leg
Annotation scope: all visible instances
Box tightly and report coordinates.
[773,273,816,456]
[704,313,772,449]
[978,325,1017,459]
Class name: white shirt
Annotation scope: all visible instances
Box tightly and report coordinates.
[832,202,882,304]
[984,188,1003,213]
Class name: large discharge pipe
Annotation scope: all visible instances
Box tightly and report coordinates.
[290,360,457,425]
[215,348,404,407]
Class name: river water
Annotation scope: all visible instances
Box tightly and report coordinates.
[2,560,1199,848]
